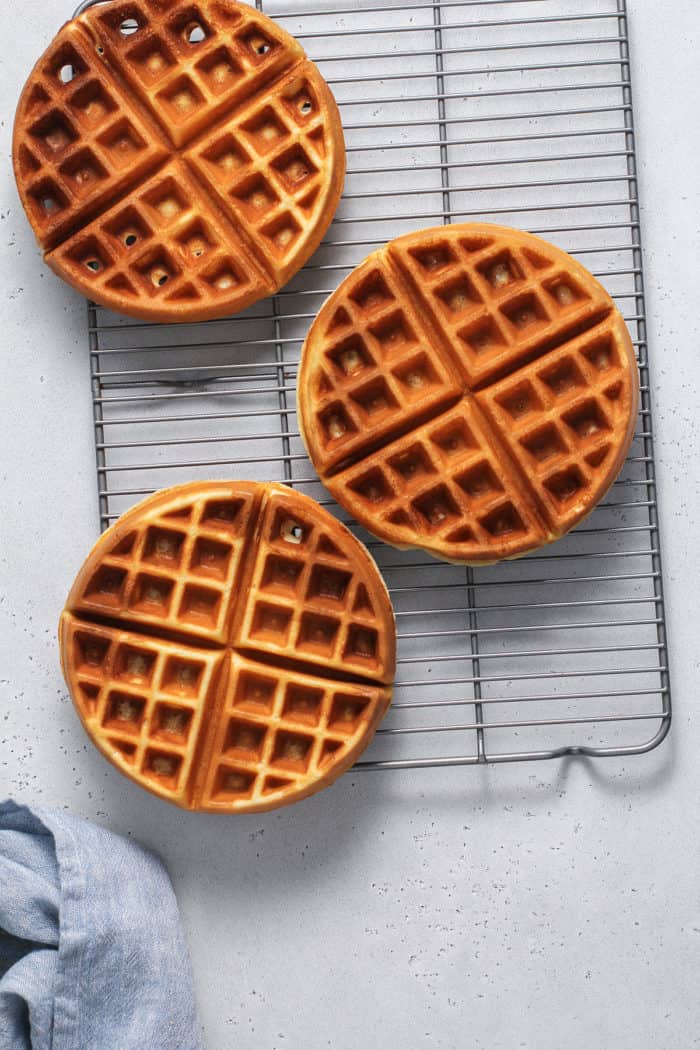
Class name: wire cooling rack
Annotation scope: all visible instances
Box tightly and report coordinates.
[85,0,671,768]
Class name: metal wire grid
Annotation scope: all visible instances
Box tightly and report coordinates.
[85,0,671,769]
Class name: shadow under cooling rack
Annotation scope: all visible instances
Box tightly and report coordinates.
[86,0,671,768]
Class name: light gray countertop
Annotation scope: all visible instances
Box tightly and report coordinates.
[1,2,698,1048]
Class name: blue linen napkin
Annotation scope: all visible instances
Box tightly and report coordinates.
[0,800,204,1050]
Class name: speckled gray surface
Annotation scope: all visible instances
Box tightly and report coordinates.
[1,2,699,1048]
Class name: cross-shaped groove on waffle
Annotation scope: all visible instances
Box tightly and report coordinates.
[14,0,344,320]
[298,225,639,564]
[60,482,395,811]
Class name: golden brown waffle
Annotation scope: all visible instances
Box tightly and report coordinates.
[298,224,639,564]
[13,0,345,322]
[59,482,395,812]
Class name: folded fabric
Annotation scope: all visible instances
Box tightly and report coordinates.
[0,800,204,1050]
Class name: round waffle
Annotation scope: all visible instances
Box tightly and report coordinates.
[13,0,345,322]
[298,224,639,565]
[59,482,395,813]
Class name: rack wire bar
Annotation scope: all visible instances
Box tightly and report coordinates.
[86,0,670,768]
